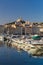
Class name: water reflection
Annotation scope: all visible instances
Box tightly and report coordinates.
[0,42,43,65]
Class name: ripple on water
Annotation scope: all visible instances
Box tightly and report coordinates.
[0,44,43,65]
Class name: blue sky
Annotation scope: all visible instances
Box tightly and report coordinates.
[0,0,43,24]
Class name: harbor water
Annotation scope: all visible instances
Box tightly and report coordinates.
[0,44,43,65]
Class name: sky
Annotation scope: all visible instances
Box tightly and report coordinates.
[0,0,43,24]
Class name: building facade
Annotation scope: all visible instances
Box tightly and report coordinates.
[4,19,43,36]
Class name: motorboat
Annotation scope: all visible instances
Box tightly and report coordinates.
[0,35,4,41]
[0,35,4,44]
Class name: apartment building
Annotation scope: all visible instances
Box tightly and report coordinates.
[0,25,4,34]
[38,24,43,36]
[4,18,43,36]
